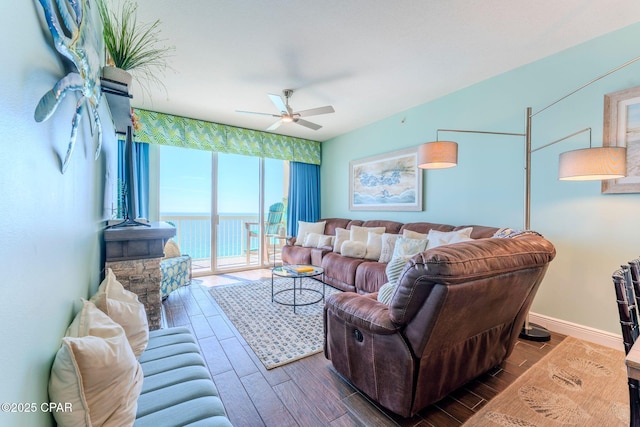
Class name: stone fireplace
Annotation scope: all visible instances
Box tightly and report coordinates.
[104,222,175,330]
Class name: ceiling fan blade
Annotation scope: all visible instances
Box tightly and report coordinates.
[236,110,281,117]
[267,120,283,131]
[295,118,322,130]
[268,93,288,114]
[296,105,335,117]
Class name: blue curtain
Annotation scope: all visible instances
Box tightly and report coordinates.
[287,161,321,236]
[117,139,149,219]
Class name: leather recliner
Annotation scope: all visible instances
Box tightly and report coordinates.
[324,233,556,417]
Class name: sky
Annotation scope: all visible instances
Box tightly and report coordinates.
[159,145,286,215]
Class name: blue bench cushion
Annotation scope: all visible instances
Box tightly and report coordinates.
[134,327,232,427]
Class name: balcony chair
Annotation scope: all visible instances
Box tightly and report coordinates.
[160,239,192,300]
[614,261,640,427]
[245,202,285,265]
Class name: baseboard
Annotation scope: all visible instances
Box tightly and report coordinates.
[529,312,624,351]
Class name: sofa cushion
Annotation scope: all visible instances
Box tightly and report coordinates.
[90,269,149,358]
[333,227,350,253]
[294,221,326,246]
[341,240,367,258]
[163,239,182,259]
[378,233,400,263]
[50,301,143,427]
[426,227,473,249]
[350,225,385,243]
[355,261,388,293]
[377,282,396,304]
[403,229,427,240]
[364,232,382,260]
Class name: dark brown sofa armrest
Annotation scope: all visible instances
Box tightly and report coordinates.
[285,236,296,246]
[325,292,398,335]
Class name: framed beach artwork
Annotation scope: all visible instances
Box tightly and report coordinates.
[349,147,422,211]
[602,85,640,193]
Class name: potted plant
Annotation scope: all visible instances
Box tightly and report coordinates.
[96,0,173,96]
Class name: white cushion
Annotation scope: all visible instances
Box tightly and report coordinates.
[341,240,367,258]
[402,229,427,240]
[295,221,326,246]
[49,301,143,427]
[303,232,322,248]
[392,237,428,258]
[378,233,400,263]
[364,232,382,260]
[90,269,149,358]
[163,239,181,259]
[426,227,473,249]
[349,225,385,243]
[317,234,334,248]
[377,282,396,305]
[333,228,350,253]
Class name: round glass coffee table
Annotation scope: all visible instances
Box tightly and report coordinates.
[271,265,325,313]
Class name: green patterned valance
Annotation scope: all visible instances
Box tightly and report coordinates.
[133,109,321,165]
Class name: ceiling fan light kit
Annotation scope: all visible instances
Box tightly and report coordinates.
[238,89,335,131]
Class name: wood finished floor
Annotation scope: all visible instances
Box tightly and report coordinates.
[162,269,567,427]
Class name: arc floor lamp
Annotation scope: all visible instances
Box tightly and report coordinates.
[418,55,637,341]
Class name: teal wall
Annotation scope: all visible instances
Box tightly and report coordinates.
[0,3,114,425]
[322,23,640,335]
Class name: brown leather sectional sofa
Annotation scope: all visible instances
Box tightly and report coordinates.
[281,217,501,293]
[282,217,556,417]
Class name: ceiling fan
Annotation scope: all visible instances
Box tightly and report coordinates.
[237,89,335,131]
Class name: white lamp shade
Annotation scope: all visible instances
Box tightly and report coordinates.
[418,141,458,169]
[558,146,626,181]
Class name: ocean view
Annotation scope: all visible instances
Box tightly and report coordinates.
[161,212,263,259]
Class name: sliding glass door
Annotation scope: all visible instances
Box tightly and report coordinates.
[159,145,288,275]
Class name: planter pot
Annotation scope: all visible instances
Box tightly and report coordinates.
[101,66,132,93]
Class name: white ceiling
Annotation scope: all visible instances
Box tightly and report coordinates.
[131,0,640,142]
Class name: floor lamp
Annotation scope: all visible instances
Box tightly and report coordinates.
[417,56,636,341]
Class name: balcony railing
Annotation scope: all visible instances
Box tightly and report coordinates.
[161,213,259,261]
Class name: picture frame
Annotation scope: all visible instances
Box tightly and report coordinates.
[602,85,640,193]
[349,147,422,211]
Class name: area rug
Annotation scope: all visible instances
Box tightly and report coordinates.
[209,278,339,370]
[465,337,629,426]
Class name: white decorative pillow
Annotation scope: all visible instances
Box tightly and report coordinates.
[426,227,473,249]
[364,232,382,261]
[317,234,334,248]
[303,232,322,248]
[163,239,181,259]
[340,240,367,258]
[50,301,143,427]
[333,228,350,253]
[295,221,326,246]
[378,233,400,263]
[377,282,396,305]
[402,229,427,240]
[90,269,149,358]
[392,237,428,258]
[349,225,385,243]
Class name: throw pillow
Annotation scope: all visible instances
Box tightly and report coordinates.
[163,239,181,259]
[364,232,382,260]
[89,269,149,358]
[392,237,428,258]
[49,301,143,427]
[402,229,427,240]
[295,221,326,246]
[317,234,334,248]
[349,225,385,243]
[378,233,400,263]
[426,227,473,249]
[341,240,367,258]
[333,228,350,253]
[303,232,322,248]
[385,255,410,285]
[377,282,396,305]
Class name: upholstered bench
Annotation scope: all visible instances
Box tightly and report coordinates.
[135,327,232,426]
